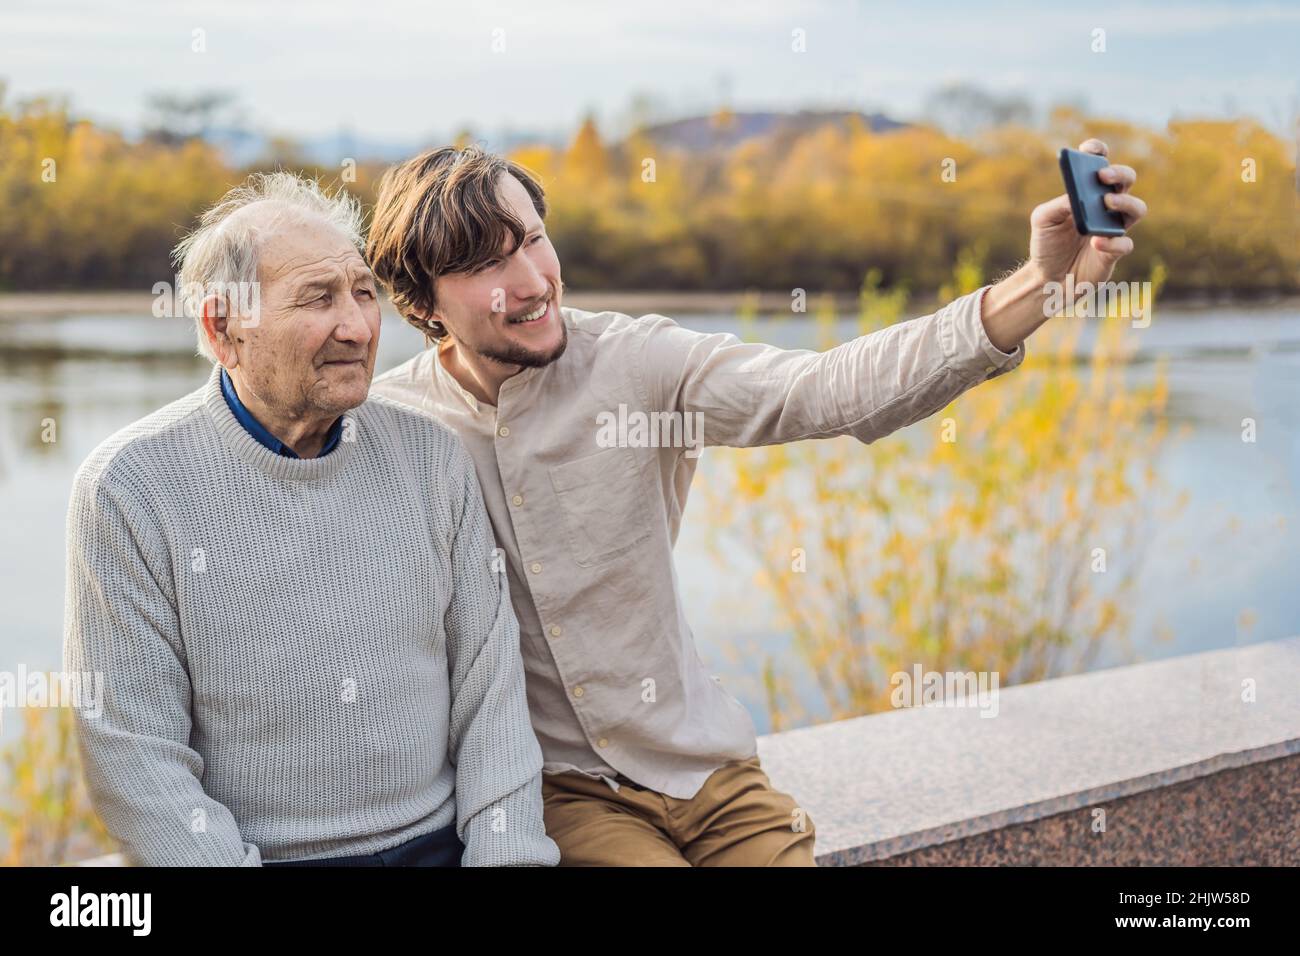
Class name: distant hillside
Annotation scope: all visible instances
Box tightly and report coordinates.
[637,110,908,152]
[203,110,909,167]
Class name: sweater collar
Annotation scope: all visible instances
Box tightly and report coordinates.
[203,365,359,481]
[219,367,343,458]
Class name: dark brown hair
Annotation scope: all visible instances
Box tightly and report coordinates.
[365,144,548,339]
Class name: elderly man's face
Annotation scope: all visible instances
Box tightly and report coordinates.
[230,215,381,417]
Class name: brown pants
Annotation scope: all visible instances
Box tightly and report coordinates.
[540,755,817,866]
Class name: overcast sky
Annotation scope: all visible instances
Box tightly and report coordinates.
[2,0,1297,145]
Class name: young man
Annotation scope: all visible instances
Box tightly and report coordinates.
[366,141,1146,866]
[63,172,558,867]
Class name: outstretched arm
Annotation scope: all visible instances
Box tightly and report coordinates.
[637,138,1146,451]
[637,281,1022,450]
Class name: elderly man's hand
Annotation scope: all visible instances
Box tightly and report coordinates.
[1028,138,1148,289]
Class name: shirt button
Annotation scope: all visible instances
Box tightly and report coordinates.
[530,562,542,574]
[512,494,523,506]
[597,737,608,748]
[984,366,995,373]
[498,425,510,438]
[549,625,562,638]
[573,686,584,698]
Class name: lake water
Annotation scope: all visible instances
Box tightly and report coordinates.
[2,300,1298,741]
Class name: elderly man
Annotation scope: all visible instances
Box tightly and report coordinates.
[366,140,1147,866]
[62,172,559,867]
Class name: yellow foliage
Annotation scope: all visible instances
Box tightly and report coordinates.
[1,96,1294,294]
[697,258,1184,727]
[1,707,113,865]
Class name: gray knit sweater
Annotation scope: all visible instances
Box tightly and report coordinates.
[61,364,559,867]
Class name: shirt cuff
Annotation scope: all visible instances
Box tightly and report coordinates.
[941,284,1027,383]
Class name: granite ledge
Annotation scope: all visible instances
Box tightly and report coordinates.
[756,636,1300,866]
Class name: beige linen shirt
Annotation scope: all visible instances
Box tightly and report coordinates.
[370,284,1025,799]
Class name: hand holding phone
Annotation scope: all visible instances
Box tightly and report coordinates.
[1058,147,1127,237]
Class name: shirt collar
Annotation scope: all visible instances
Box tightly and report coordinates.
[431,337,546,416]
[220,367,343,458]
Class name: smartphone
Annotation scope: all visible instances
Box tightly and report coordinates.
[1058,147,1126,236]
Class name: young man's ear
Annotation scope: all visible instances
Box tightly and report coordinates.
[199,294,238,367]
[416,310,447,341]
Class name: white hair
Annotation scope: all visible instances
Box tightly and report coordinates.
[172,171,365,361]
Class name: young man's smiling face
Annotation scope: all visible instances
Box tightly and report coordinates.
[429,171,566,368]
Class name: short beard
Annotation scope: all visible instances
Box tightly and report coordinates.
[474,321,569,369]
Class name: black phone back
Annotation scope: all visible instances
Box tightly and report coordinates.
[1059,148,1126,237]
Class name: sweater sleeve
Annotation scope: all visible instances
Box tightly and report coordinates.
[61,466,262,866]
[442,441,561,867]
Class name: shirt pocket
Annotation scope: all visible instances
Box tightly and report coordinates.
[548,447,653,567]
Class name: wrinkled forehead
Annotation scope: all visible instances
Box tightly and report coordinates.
[230,201,367,286]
